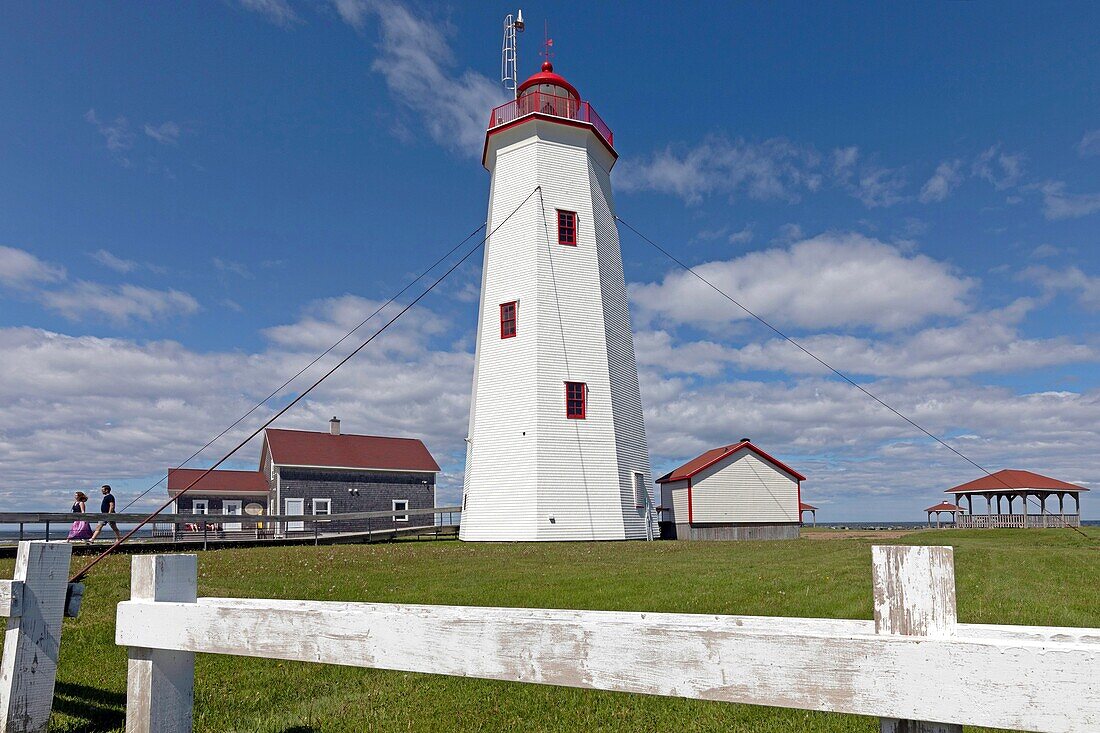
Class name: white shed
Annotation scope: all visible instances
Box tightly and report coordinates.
[656,439,805,540]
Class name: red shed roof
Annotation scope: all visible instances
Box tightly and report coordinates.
[926,502,960,512]
[945,469,1087,494]
[264,428,440,473]
[657,441,806,483]
[167,469,268,496]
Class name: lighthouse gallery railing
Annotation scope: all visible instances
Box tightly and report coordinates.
[488,91,614,148]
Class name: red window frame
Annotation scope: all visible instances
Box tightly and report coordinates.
[565,381,586,419]
[557,209,577,246]
[500,301,517,339]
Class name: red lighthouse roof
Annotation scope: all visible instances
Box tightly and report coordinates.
[517,61,579,100]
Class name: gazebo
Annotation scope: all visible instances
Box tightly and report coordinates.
[799,502,817,527]
[925,501,960,528]
[946,469,1087,529]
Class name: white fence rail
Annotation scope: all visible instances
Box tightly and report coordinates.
[115,545,1100,733]
[0,541,76,733]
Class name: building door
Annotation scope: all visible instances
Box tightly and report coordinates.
[223,500,243,532]
[285,498,304,532]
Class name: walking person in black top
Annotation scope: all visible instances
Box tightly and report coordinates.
[89,484,120,542]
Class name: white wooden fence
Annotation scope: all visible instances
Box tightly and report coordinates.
[115,545,1100,733]
[0,541,77,733]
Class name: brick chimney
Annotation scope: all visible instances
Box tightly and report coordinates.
[329,417,341,436]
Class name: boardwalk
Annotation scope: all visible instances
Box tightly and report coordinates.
[0,507,461,556]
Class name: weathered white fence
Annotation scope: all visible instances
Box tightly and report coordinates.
[0,541,78,733]
[116,545,1100,733]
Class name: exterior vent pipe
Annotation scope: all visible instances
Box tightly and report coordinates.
[330,417,341,436]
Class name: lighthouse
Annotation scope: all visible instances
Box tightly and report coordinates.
[460,58,655,541]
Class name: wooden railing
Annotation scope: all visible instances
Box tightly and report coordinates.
[116,546,1100,732]
[957,513,1080,529]
[0,507,461,545]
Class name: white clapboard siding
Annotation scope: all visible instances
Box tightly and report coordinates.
[691,449,800,523]
[463,116,651,541]
[665,482,688,524]
[117,595,1100,732]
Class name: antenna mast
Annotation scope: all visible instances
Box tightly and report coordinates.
[501,9,525,99]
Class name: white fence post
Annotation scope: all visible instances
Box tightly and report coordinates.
[872,545,963,733]
[124,555,196,733]
[0,541,73,733]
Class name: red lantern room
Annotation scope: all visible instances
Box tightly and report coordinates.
[517,61,580,116]
[485,60,614,167]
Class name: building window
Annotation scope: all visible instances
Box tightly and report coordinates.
[633,471,647,508]
[565,381,586,419]
[500,301,517,339]
[312,499,331,515]
[557,210,577,246]
[192,499,208,515]
[392,499,409,522]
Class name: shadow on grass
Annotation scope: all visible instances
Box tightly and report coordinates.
[52,681,125,732]
[279,728,318,733]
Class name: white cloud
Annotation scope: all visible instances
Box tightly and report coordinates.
[637,297,1095,380]
[728,226,753,245]
[0,294,473,510]
[212,257,253,279]
[1022,265,1100,310]
[1033,180,1100,220]
[367,0,508,156]
[90,249,138,273]
[331,0,370,28]
[84,109,134,156]
[1078,129,1100,157]
[919,159,963,203]
[630,233,973,332]
[851,165,908,208]
[832,146,908,208]
[640,371,1100,519]
[616,137,822,204]
[972,144,1025,190]
[40,282,200,325]
[729,301,1094,379]
[0,246,66,288]
[1030,244,1061,259]
[144,121,181,145]
[238,0,299,26]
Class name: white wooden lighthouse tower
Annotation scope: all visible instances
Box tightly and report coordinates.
[461,57,655,541]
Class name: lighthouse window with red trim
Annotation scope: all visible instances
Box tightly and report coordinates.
[565,381,586,419]
[500,301,517,339]
[557,210,577,246]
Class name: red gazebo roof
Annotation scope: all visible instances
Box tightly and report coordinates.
[926,501,960,512]
[945,469,1087,494]
[799,502,817,511]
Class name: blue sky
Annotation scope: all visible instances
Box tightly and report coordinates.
[1,1,1098,520]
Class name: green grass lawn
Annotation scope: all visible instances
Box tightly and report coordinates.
[7,528,1098,732]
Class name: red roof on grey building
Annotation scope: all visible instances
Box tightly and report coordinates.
[656,441,806,483]
[945,469,1087,494]
[264,428,440,473]
[167,469,268,495]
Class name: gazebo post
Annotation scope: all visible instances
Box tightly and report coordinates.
[1074,492,1080,515]
[812,509,816,528]
[1058,492,1064,515]
[1021,490,1028,528]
